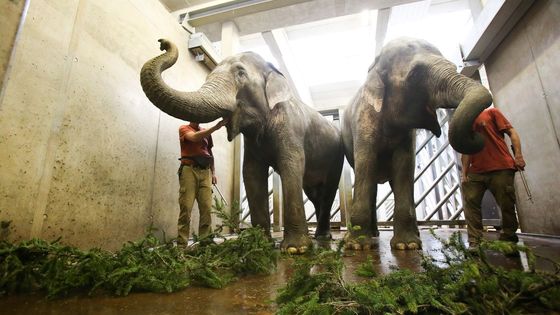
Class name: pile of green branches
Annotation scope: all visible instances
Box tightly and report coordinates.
[276,231,560,314]
[0,200,277,298]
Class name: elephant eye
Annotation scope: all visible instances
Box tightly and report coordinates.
[233,64,247,78]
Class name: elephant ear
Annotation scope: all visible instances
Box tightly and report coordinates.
[265,69,291,109]
[362,68,385,112]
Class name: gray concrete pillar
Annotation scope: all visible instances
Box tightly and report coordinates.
[273,172,283,232]
[220,21,242,225]
[338,111,352,227]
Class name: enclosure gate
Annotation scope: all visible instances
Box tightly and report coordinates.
[238,109,465,231]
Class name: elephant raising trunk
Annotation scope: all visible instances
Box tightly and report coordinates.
[140,39,236,123]
[140,39,344,254]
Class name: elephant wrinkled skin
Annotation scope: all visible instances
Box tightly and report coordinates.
[140,39,343,254]
[342,38,492,250]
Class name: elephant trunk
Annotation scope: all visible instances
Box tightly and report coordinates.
[428,57,492,154]
[448,82,492,154]
[140,39,235,123]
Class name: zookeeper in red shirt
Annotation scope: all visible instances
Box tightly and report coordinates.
[461,107,526,248]
[176,119,227,244]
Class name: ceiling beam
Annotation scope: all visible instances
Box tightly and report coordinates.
[375,7,391,56]
[180,0,423,42]
[460,0,534,76]
[262,29,314,106]
[185,0,312,26]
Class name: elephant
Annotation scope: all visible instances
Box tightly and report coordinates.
[341,37,492,250]
[140,39,343,254]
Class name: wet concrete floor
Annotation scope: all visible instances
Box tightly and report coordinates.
[2,228,559,315]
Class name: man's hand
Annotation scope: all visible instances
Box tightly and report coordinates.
[213,118,229,130]
[514,155,526,170]
[507,128,525,170]
[212,175,217,185]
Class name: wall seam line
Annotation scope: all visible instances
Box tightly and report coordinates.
[29,0,88,239]
[147,111,162,231]
[0,0,31,110]
[523,18,560,151]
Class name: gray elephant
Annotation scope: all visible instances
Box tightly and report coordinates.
[342,37,491,250]
[140,39,343,253]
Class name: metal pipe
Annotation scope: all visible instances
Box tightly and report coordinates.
[414,161,455,208]
[423,183,460,221]
[519,170,533,203]
[212,184,228,206]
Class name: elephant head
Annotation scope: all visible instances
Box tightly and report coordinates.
[411,54,492,155]
[140,39,291,141]
[370,38,492,154]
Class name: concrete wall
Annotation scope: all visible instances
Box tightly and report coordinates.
[0,0,234,250]
[485,0,560,236]
[0,0,27,94]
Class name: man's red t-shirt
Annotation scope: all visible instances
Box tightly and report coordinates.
[179,124,213,158]
[467,108,516,174]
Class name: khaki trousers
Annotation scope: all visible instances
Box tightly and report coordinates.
[462,169,518,245]
[178,165,213,241]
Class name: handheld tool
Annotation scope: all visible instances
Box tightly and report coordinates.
[213,184,229,206]
[511,145,533,203]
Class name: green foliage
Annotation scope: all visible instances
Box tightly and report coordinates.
[0,201,277,298]
[186,227,279,288]
[276,247,350,315]
[0,238,111,297]
[212,197,243,235]
[99,234,192,296]
[354,256,377,278]
[276,231,560,314]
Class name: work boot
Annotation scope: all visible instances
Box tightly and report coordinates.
[467,242,480,256]
[173,237,189,247]
[498,234,519,243]
[498,237,521,257]
[504,249,520,258]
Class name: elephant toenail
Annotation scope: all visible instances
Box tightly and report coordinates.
[407,242,419,250]
[287,247,298,254]
[298,246,308,253]
[395,243,406,250]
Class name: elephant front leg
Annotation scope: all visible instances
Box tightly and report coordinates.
[243,154,271,239]
[370,199,380,237]
[279,162,312,254]
[389,137,421,250]
[346,149,378,250]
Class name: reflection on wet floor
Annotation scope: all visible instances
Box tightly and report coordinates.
[2,228,559,315]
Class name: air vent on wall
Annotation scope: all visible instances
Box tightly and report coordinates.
[188,32,221,70]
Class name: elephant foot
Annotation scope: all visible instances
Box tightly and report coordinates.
[390,233,422,250]
[314,232,333,249]
[344,229,373,250]
[281,233,313,255]
[314,231,332,242]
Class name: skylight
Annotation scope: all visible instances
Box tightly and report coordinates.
[235,0,475,109]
